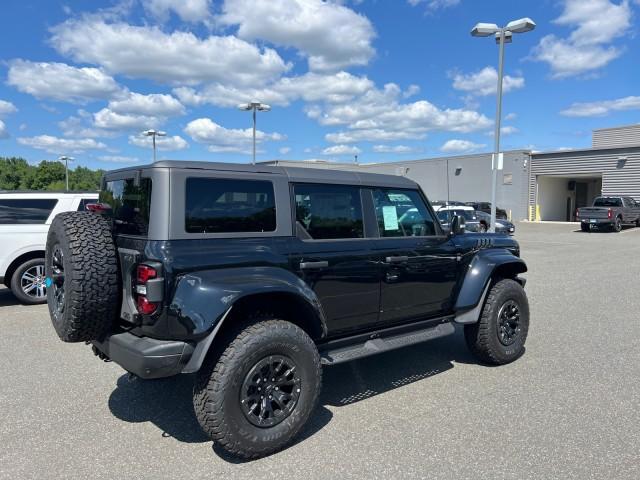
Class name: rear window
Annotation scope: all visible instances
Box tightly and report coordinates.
[0,199,58,224]
[593,197,622,207]
[185,178,276,233]
[99,178,152,236]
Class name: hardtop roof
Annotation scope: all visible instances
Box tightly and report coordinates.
[105,160,418,189]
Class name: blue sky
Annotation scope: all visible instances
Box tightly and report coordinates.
[0,0,638,170]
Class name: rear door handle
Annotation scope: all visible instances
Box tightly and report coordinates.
[385,256,408,264]
[300,261,329,270]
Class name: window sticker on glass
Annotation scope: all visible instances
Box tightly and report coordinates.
[382,205,399,231]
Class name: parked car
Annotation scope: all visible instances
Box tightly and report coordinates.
[577,196,640,232]
[0,191,98,304]
[475,210,516,235]
[465,201,508,220]
[435,206,483,233]
[431,200,467,211]
[45,161,529,459]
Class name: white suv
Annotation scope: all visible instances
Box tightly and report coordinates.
[0,192,98,304]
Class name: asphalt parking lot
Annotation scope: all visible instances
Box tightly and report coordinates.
[1,222,639,480]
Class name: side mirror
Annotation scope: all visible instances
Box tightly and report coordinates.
[450,215,466,235]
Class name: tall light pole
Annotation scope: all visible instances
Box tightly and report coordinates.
[58,155,74,191]
[238,101,271,165]
[142,129,166,162]
[471,18,535,232]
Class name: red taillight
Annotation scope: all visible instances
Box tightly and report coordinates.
[575,208,580,218]
[137,265,157,283]
[608,208,613,219]
[86,202,111,213]
[135,264,158,315]
[136,296,157,315]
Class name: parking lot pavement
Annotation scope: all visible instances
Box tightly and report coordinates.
[1,222,639,480]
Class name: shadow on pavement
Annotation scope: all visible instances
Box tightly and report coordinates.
[0,288,21,307]
[108,328,476,460]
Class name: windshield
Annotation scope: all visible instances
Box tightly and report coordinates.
[593,197,621,207]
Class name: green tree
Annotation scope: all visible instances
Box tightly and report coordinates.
[0,157,104,191]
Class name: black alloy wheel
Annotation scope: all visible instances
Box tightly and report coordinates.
[50,244,66,319]
[497,300,521,346]
[240,355,302,428]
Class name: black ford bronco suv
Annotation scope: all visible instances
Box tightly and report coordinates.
[45,161,529,459]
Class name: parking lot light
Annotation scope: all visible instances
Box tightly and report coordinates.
[238,101,271,165]
[471,18,536,232]
[57,156,75,192]
[142,129,166,163]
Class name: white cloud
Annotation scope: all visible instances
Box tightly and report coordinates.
[279,147,292,155]
[98,155,140,163]
[451,67,525,96]
[403,85,420,98]
[219,0,375,71]
[129,134,189,151]
[17,135,107,154]
[93,108,162,132]
[144,0,212,23]
[58,114,114,138]
[184,117,284,153]
[50,18,290,86]
[0,100,18,117]
[408,0,460,9]
[440,139,486,153]
[0,120,8,139]
[174,71,374,108]
[7,60,121,102]
[561,96,640,117]
[317,83,492,143]
[531,0,632,78]
[323,144,361,156]
[108,92,185,117]
[505,113,517,121]
[372,144,417,153]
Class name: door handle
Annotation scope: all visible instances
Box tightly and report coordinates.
[385,256,408,264]
[300,261,329,270]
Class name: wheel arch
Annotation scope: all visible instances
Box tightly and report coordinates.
[3,250,45,287]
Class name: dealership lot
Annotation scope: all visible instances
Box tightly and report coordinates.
[1,222,639,480]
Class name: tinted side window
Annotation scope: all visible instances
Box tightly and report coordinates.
[373,188,436,237]
[185,178,276,233]
[294,184,363,239]
[99,178,152,236]
[0,199,58,224]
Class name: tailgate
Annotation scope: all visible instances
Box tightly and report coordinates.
[579,208,610,219]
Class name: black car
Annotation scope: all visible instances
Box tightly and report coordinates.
[465,201,508,220]
[45,161,529,459]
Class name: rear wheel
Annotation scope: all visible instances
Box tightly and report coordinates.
[613,217,622,232]
[10,258,47,305]
[580,223,590,232]
[464,279,529,365]
[193,318,321,459]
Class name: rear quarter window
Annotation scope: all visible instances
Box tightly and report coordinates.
[0,199,58,224]
[185,178,276,233]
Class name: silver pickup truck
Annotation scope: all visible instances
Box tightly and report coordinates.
[577,196,640,232]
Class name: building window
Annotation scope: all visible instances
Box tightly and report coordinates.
[503,173,513,185]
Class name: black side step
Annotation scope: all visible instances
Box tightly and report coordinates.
[319,321,455,366]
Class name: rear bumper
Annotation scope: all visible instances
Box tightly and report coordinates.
[92,332,195,379]
[581,219,613,226]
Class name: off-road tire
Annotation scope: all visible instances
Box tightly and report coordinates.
[45,212,120,342]
[10,258,47,305]
[193,318,322,459]
[580,223,590,232]
[464,279,529,365]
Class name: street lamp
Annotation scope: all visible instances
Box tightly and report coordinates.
[142,129,166,162]
[58,155,74,191]
[471,17,535,232]
[238,101,271,165]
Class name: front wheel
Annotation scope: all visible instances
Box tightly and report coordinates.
[193,318,322,459]
[464,279,529,365]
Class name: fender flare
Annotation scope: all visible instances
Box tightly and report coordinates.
[170,266,327,373]
[454,249,527,324]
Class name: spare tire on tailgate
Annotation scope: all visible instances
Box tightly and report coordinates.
[45,211,120,343]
